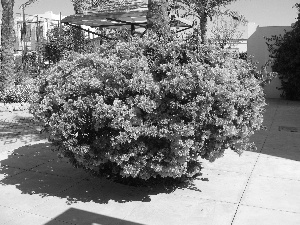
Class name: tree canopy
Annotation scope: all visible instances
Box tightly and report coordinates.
[169,0,245,43]
[266,3,300,100]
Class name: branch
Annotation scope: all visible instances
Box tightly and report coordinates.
[20,0,39,9]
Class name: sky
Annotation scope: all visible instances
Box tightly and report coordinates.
[2,0,300,27]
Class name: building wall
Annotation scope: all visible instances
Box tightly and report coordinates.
[229,39,247,53]
[247,23,293,98]
[0,11,62,53]
[14,15,59,52]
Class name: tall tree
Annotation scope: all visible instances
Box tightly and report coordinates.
[70,0,86,52]
[1,0,15,89]
[147,0,171,38]
[171,0,244,43]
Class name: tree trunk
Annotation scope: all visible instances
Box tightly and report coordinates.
[147,0,170,38]
[71,0,86,53]
[199,11,208,44]
[1,0,15,90]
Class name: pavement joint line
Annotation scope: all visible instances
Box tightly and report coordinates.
[0,167,28,179]
[0,161,51,176]
[171,192,238,205]
[58,178,89,194]
[200,167,252,175]
[230,99,280,225]
[256,174,300,182]
[240,203,300,215]
[0,204,51,225]
[25,178,88,216]
[1,204,74,225]
[1,161,85,181]
[1,173,88,221]
[0,203,29,213]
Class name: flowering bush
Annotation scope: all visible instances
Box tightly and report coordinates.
[30,35,266,180]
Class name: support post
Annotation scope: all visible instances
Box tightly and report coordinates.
[59,12,62,38]
[36,15,40,73]
[22,5,27,71]
[131,24,135,35]
[63,22,114,40]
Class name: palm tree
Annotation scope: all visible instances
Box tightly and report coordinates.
[147,0,171,38]
[1,0,15,90]
[70,0,87,52]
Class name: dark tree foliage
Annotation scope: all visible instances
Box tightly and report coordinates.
[266,3,300,100]
[43,26,74,64]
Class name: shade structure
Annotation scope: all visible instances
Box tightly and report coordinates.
[62,0,147,28]
[61,0,192,32]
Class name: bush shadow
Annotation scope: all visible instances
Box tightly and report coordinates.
[0,113,48,145]
[0,143,204,205]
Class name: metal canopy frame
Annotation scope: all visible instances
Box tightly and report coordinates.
[61,0,193,40]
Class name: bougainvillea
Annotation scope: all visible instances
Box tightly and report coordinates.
[30,34,267,180]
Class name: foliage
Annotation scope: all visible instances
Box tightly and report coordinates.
[0,102,30,112]
[42,25,132,64]
[0,79,36,103]
[0,54,39,104]
[169,0,245,43]
[14,52,43,80]
[210,13,244,48]
[266,3,300,100]
[42,26,74,64]
[238,51,247,60]
[30,34,267,181]
[147,0,171,38]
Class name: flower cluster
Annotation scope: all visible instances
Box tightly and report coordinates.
[30,35,266,180]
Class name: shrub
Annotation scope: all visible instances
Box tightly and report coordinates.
[239,52,247,60]
[30,35,267,181]
[266,3,300,100]
[0,79,36,103]
[0,102,31,112]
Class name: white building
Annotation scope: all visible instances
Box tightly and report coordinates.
[0,11,64,53]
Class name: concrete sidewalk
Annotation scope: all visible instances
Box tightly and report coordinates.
[0,99,299,225]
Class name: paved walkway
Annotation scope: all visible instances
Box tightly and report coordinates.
[0,99,299,225]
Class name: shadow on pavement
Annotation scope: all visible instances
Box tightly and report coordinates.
[0,143,203,205]
[0,115,48,145]
[248,99,300,162]
[44,208,145,225]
